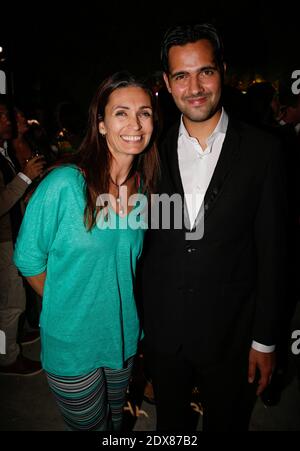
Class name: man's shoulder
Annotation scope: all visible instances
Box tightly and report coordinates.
[230,118,282,148]
[160,121,180,146]
[160,116,281,145]
[158,122,180,166]
[227,118,284,167]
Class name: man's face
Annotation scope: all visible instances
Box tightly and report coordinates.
[0,105,12,144]
[163,39,223,124]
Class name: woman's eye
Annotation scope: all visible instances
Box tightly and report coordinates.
[140,111,152,118]
[115,111,126,117]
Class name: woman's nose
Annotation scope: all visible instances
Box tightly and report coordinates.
[129,115,142,129]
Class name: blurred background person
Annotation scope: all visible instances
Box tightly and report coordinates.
[53,101,86,156]
[0,97,45,376]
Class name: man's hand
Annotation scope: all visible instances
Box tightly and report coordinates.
[23,155,45,181]
[248,348,276,395]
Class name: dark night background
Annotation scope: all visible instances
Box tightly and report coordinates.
[1,1,299,121]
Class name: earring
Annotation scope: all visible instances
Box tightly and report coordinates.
[100,131,106,136]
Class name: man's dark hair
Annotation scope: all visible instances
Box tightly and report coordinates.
[161,23,224,78]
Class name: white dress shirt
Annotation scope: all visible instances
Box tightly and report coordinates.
[177,108,274,353]
[178,107,228,229]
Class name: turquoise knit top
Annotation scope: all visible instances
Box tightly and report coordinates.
[14,166,146,376]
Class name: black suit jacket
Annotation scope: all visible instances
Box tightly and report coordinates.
[140,117,287,366]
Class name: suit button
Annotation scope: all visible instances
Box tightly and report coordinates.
[188,288,195,293]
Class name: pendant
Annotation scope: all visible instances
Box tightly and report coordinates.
[116,197,120,203]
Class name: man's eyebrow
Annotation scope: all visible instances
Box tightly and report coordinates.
[170,65,218,78]
[199,65,218,71]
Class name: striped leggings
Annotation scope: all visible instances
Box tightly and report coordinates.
[45,356,134,431]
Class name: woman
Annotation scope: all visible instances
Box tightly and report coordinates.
[13,71,160,431]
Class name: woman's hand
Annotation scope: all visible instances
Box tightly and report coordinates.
[26,272,46,297]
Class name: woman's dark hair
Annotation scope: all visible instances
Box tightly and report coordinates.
[161,23,224,80]
[53,71,160,230]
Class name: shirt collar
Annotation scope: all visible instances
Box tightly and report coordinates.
[0,141,8,155]
[279,120,300,135]
[179,107,229,142]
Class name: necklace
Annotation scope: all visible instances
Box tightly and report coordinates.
[110,171,135,215]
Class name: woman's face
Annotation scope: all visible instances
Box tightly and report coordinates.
[99,86,154,159]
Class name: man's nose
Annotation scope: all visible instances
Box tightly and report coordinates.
[189,74,204,95]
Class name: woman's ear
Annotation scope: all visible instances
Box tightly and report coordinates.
[98,122,106,136]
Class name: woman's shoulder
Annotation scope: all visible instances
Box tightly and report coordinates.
[41,165,84,188]
[30,165,84,201]
[45,165,83,181]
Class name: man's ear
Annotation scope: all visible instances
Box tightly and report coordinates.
[163,72,172,93]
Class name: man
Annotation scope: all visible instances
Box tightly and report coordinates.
[0,98,44,375]
[140,24,287,430]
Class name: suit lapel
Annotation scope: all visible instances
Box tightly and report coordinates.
[202,118,241,220]
[161,118,242,227]
[160,122,192,229]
